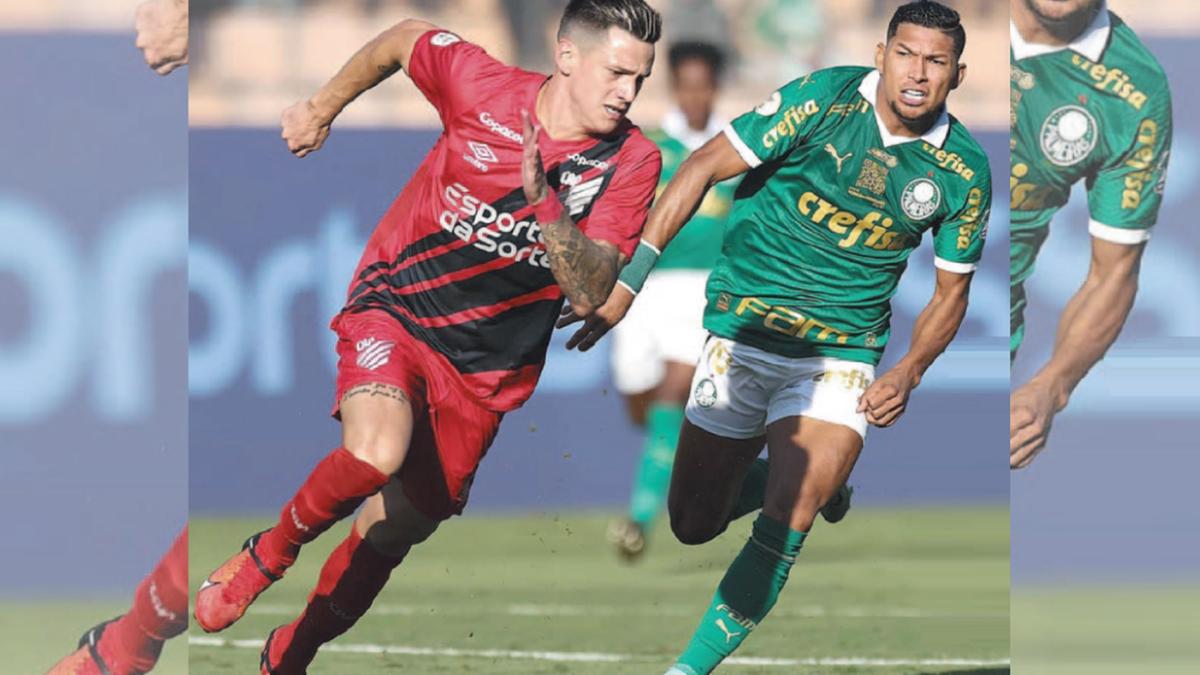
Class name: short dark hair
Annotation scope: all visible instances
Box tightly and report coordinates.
[668,41,726,82]
[887,0,966,58]
[558,0,663,44]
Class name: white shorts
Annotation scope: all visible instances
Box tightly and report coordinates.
[685,335,875,439]
[611,269,710,394]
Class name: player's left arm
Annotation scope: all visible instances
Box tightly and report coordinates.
[135,0,188,75]
[1010,240,1143,468]
[861,172,991,428]
[521,112,647,315]
[1011,86,1171,469]
[859,268,972,428]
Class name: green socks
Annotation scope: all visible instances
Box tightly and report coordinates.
[672,513,807,674]
[628,403,685,527]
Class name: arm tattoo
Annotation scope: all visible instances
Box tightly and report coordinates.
[539,213,618,311]
[339,382,411,406]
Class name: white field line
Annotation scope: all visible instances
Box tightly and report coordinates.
[247,602,1006,620]
[189,635,1010,668]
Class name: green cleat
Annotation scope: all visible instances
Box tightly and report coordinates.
[820,484,854,524]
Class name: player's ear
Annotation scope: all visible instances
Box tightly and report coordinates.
[874,42,886,71]
[555,37,577,76]
[952,61,967,90]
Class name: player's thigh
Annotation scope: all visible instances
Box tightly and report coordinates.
[339,382,417,475]
[654,360,696,406]
[333,311,425,474]
[623,389,655,427]
[356,477,441,556]
[668,418,764,544]
[763,416,863,532]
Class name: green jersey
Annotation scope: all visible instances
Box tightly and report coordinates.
[648,128,736,270]
[706,66,991,365]
[1010,10,1172,353]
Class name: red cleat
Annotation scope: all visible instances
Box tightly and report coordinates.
[194,531,282,633]
[45,618,119,675]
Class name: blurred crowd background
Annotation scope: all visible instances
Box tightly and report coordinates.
[178,0,1010,129]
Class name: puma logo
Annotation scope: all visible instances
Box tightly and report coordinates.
[824,143,852,173]
[715,618,743,643]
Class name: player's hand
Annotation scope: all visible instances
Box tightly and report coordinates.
[857,365,917,428]
[135,0,188,75]
[281,100,332,158]
[520,109,550,206]
[555,283,635,351]
[1010,378,1063,469]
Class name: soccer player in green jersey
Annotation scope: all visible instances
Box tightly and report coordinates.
[1009,0,1171,469]
[560,1,990,671]
[606,41,738,561]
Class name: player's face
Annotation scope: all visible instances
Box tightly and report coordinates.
[672,58,719,132]
[1021,0,1100,25]
[875,23,964,126]
[567,27,655,135]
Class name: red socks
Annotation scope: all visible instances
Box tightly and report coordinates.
[104,526,188,672]
[270,527,407,670]
[257,448,391,574]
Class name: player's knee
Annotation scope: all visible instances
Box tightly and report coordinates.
[363,513,440,556]
[669,508,724,546]
[344,440,406,475]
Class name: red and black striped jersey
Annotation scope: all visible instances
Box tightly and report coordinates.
[342,29,661,412]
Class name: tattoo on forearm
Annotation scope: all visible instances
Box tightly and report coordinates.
[540,214,618,309]
[340,383,411,406]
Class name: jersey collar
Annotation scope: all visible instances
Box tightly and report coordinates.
[857,69,950,149]
[1010,1,1111,62]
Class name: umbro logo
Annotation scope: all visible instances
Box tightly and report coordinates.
[355,337,395,371]
[464,141,498,172]
[468,141,497,163]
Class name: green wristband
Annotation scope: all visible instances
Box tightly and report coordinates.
[616,239,661,295]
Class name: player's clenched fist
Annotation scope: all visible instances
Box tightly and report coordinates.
[281,100,332,158]
[1010,378,1062,469]
[857,366,917,428]
[135,0,188,75]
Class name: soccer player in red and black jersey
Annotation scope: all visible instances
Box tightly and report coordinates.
[193,1,663,671]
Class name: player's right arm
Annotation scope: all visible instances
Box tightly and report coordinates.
[557,131,749,350]
[558,73,832,350]
[281,19,438,157]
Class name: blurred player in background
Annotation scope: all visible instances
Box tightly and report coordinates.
[134,0,188,75]
[1009,0,1171,468]
[562,1,990,672]
[192,1,663,671]
[44,8,191,672]
[606,41,737,561]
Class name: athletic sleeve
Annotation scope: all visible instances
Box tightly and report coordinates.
[723,72,830,168]
[579,140,662,258]
[1085,85,1172,244]
[406,29,513,125]
[932,167,991,274]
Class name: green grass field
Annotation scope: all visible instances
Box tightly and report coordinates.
[1012,586,1200,675]
[0,601,187,675]
[189,506,1009,674]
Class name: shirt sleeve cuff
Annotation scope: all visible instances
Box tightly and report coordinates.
[722,125,762,169]
[1089,219,1152,244]
[934,257,978,274]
